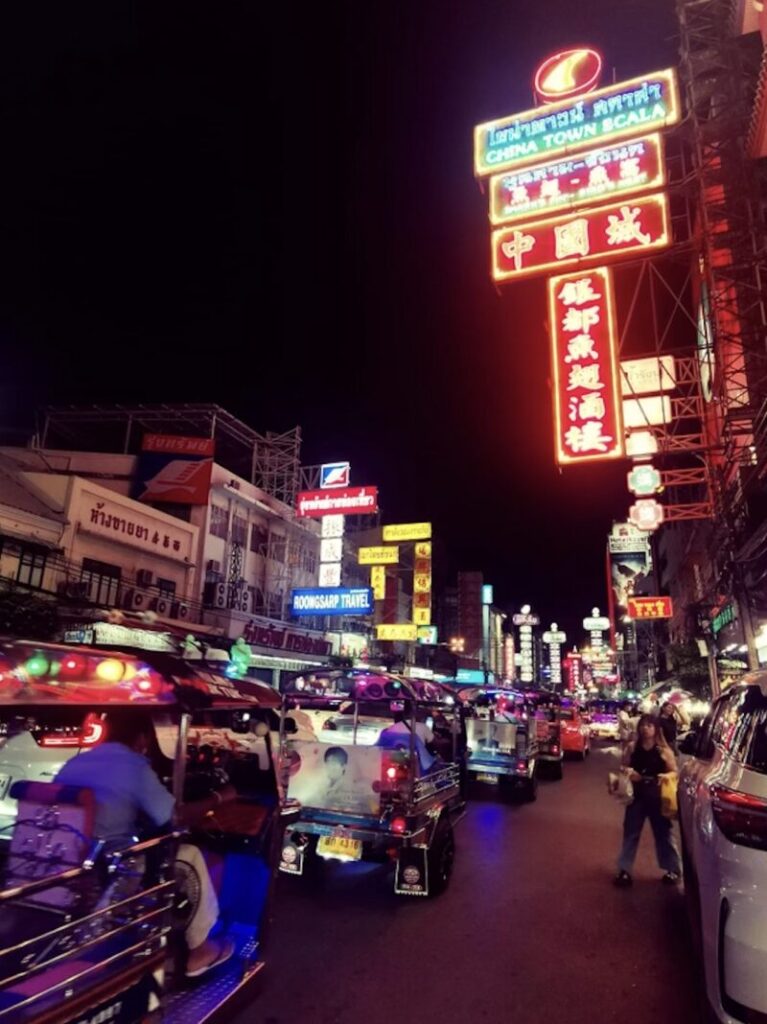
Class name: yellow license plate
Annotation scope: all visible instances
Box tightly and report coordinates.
[477,773,499,784]
[317,835,362,860]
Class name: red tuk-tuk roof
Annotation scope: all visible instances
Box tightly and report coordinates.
[0,640,280,709]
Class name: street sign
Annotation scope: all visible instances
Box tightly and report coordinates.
[627,464,662,496]
[627,596,673,619]
[629,498,664,531]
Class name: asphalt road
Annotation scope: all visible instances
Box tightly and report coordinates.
[246,744,702,1024]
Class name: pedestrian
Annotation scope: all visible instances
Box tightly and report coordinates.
[658,701,681,753]
[613,714,681,887]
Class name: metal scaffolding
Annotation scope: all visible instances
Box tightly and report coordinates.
[36,404,302,507]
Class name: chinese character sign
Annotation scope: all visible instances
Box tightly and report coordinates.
[627,596,673,619]
[492,193,669,282]
[474,69,679,176]
[548,266,624,465]
[489,134,664,225]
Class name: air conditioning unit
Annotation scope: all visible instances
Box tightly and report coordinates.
[207,559,222,575]
[214,582,228,609]
[123,589,150,611]
[239,588,252,614]
[171,601,191,621]
[153,596,172,617]
[136,569,154,588]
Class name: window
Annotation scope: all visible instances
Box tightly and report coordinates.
[81,558,121,606]
[16,546,47,589]
[303,547,317,574]
[156,578,177,597]
[267,591,284,619]
[231,514,248,546]
[269,535,286,563]
[253,587,267,616]
[250,523,268,555]
[209,505,229,540]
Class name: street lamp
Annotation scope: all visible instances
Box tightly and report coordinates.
[449,636,465,680]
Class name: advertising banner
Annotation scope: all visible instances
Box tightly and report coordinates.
[376,624,418,642]
[133,434,214,505]
[382,523,432,542]
[290,588,373,616]
[610,542,651,610]
[286,741,382,816]
[548,265,624,465]
[489,134,664,225]
[296,487,378,518]
[474,68,680,176]
[370,565,386,600]
[358,546,399,565]
[493,192,669,282]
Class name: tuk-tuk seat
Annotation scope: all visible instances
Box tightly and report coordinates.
[5,780,97,912]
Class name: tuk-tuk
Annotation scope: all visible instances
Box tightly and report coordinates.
[587,699,623,741]
[0,639,282,1024]
[528,691,564,780]
[463,688,538,802]
[278,669,466,897]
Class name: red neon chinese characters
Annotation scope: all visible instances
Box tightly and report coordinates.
[492,192,670,282]
[548,266,624,465]
[489,135,664,226]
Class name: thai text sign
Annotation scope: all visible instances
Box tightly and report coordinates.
[290,588,373,616]
[377,623,418,642]
[489,134,664,225]
[382,522,432,542]
[548,265,624,465]
[474,68,679,176]
[358,546,399,565]
[627,596,673,619]
[80,488,196,563]
[296,487,378,518]
[493,192,669,282]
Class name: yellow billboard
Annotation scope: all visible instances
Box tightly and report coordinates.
[413,607,432,626]
[358,545,399,565]
[370,565,386,600]
[382,522,432,542]
[376,623,418,642]
[414,542,432,560]
[414,572,432,594]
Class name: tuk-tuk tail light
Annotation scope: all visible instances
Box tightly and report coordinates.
[391,816,407,834]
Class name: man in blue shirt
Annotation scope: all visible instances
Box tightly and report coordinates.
[56,713,236,978]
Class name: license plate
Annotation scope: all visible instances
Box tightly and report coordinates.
[317,835,362,860]
[0,775,10,800]
[476,773,499,784]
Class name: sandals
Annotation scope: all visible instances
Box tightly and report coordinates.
[185,937,235,978]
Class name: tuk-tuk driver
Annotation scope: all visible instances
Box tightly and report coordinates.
[55,712,236,978]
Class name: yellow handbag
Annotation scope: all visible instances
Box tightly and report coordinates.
[659,772,678,819]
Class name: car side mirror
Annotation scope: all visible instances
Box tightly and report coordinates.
[678,732,698,756]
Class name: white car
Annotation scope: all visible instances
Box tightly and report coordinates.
[678,674,767,1023]
[0,711,103,838]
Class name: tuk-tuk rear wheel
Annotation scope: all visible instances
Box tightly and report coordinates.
[427,821,455,897]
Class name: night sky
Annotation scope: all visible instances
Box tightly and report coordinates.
[0,1,679,640]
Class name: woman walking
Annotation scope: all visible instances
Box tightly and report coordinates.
[614,714,681,887]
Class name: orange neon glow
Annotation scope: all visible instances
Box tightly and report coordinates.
[488,133,665,226]
[474,68,680,177]
[534,48,603,103]
[491,192,670,283]
[548,265,625,466]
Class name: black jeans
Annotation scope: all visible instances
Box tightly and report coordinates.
[617,789,681,875]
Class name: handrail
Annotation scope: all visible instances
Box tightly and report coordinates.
[0,830,181,904]
[0,932,168,1019]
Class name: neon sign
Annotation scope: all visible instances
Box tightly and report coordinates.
[492,192,669,282]
[474,68,679,176]
[489,134,664,225]
[534,48,603,104]
[548,266,624,465]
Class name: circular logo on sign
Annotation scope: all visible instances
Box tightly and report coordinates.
[403,865,421,885]
[534,48,603,104]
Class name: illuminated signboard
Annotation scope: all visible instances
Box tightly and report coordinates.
[417,626,438,644]
[627,596,673,619]
[358,546,399,565]
[381,522,432,542]
[290,587,373,616]
[377,623,418,642]
[413,607,432,626]
[622,395,673,428]
[414,542,432,559]
[370,565,386,600]
[493,192,670,282]
[489,134,664,226]
[534,48,603,104]
[296,486,378,518]
[474,68,680,176]
[620,355,676,395]
[548,265,624,465]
